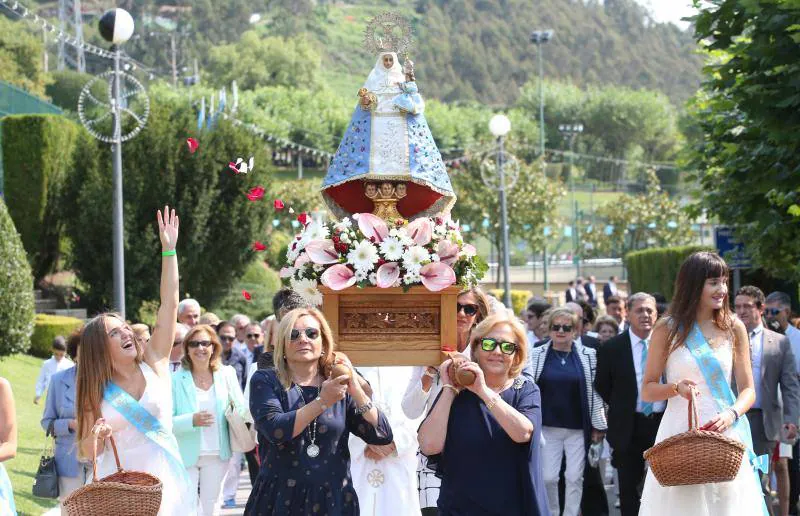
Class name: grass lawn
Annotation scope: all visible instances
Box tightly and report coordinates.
[0,354,59,515]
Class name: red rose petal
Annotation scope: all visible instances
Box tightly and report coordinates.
[253,241,267,251]
[273,199,285,210]
[186,137,199,153]
[246,186,265,201]
[242,290,252,301]
[297,212,311,226]
[229,162,240,174]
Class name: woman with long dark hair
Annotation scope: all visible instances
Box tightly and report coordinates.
[638,252,766,515]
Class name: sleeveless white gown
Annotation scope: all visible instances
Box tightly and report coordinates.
[95,362,197,515]
[639,339,765,515]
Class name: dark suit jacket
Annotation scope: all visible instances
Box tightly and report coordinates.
[252,345,265,367]
[603,283,615,305]
[594,331,647,454]
[566,288,576,303]
[584,283,597,306]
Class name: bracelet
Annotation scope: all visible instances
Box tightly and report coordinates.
[671,383,679,396]
[161,249,176,256]
[354,400,373,415]
[726,407,739,422]
[442,384,460,396]
[423,368,438,379]
[486,396,500,411]
[315,396,328,412]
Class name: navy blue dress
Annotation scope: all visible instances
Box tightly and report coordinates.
[425,378,549,516]
[245,369,393,515]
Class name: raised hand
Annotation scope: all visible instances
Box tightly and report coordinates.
[156,205,179,251]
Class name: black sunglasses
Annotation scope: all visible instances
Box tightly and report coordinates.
[457,303,479,316]
[551,324,574,333]
[480,338,517,355]
[247,333,262,339]
[188,340,212,349]
[218,335,235,343]
[291,328,320,341]
[765,308,783,317]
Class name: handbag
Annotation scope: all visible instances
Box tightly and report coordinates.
[32,422,59,499]
[224,371,257,453]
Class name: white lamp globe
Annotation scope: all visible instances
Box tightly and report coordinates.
[489,114,511,137]
[99,9,135,45]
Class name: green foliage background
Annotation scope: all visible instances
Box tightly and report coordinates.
[0,197,35,357]
[29,313,83,358]
[625,245,712,300]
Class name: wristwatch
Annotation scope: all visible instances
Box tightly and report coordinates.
[315,396,328,411]
[354,400,373,415]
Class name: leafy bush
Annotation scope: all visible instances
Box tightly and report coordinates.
[2,114,82,280]
[488,289,533,316]
[30,314,83,358]
[264,231,291,271]
[210,261,281,322]
[625,245,712,300]
[0,197,35,357]
[45,70,95,111]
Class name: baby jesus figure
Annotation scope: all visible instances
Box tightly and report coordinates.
[364,181,407,221]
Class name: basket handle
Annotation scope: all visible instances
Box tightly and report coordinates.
[91,431,123,482]
[686,387,700,430]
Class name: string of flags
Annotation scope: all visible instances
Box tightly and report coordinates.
[221,113,335,160]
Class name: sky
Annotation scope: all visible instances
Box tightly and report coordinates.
[635,0,697,28]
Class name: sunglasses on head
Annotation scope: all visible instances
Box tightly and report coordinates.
[457,303,479,316]
[247,333,262,339]
[290,328,320,341]
[551,324,573,333]
[218,335,235,343]
[480,338,517,355]
[765,308,783,317]
[188,340,212,349]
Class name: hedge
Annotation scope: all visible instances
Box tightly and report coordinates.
[488,289,533,316]
[2,114,82,280]
[211,261,282,322]
[625,245,713,301]
[30,314,83,358]
[0,197,35,357]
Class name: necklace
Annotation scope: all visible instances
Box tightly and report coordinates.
[294,384,320,458]
[553,348,571,365]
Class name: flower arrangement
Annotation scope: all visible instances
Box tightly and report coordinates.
[280,213,488,306]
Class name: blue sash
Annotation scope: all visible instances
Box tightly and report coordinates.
[103,381,189,482]
[685,323,768,514]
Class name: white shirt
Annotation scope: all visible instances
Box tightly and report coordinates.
[750,325,765,409]
[196,384,220,454]
[630,329,666,413]
[35,356,74,397]
[567,287,577,300]
[785,324,800,374]
[608,282,617,295]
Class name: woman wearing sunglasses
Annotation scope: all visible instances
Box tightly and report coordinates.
[245,307,392,515]
[528,307,607,516]
[417,311,549,515]
[171,324,248,515]
[401,287,490,515]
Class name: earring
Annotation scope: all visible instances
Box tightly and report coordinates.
[320,351,326,356]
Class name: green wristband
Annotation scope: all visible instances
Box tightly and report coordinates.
[161,250,176,257]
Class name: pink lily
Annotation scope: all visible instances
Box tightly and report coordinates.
[437,240,459,266]
[294,253,311,269]
[305,239,340,265]
[356,213,388,243]
[321,264,356,290]
[376,262,400,288]
[420,262,456,292]
[406,218,433,245]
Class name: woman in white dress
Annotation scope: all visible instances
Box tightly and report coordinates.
[75,206,196,515]
[639,251,767,515]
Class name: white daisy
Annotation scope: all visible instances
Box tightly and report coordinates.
[403,268,421,284]
[290,277,323,306]
[402,245,430,272]
[431,253,440,262]
[354,269,369,282]
[379,237,404,261]
[368,272,377,285]
[347,240,380,273]
[340,232,351,244]
[303,221,329,242]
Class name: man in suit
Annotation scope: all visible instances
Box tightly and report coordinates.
[603,276,619,306]
[584,275,598,307]
[566,280,578,303]
[735,286,800,513]
[595,292,661,516]
[605,295,627,334]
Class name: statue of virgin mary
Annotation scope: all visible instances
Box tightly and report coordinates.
[321,15,455,221]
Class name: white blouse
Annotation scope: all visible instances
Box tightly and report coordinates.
[196,384,220,454]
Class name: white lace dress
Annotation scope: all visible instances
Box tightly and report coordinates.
[639,340,766,515]
[95,362,197,516]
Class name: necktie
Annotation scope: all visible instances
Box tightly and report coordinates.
[641,339,654,415]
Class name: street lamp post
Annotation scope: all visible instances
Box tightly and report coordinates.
[559,123,584,276]
[530,29,553,293]
[489,115,513,309]
[99,9,135,317]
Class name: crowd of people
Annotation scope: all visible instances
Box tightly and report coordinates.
[2,208,799,516]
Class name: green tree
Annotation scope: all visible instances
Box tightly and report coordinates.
[0,17,51,97]
[581,169,692,257]
[0,197,35,357]
[62,86,274,316]
[688,1,800,280]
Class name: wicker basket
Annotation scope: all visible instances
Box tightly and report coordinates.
[644,390,746,486]
[62,433,163,516]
